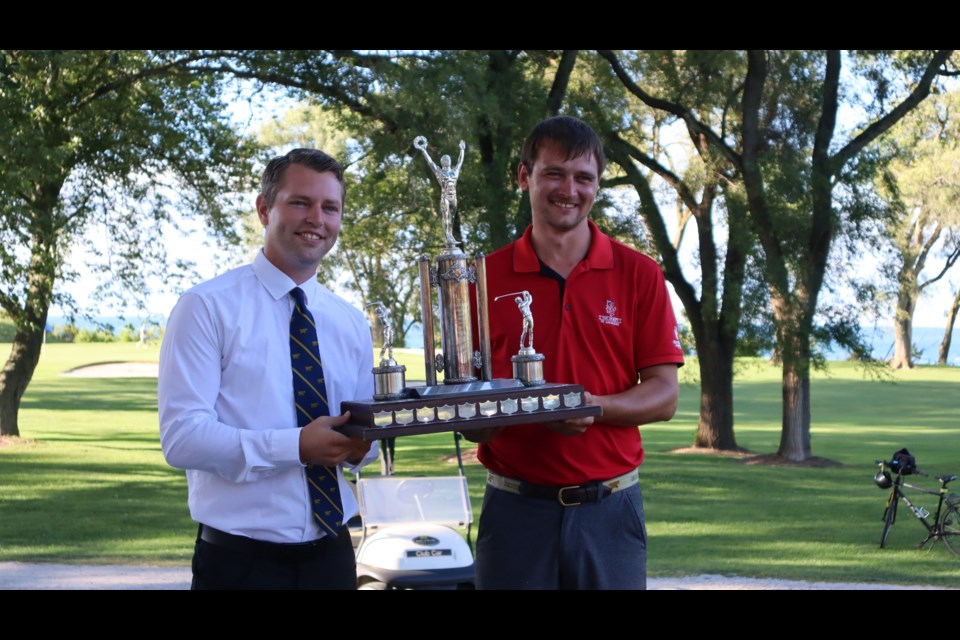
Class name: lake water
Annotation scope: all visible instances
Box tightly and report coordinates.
[825,325,959,366]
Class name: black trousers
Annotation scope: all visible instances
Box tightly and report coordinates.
[191,525,357,590]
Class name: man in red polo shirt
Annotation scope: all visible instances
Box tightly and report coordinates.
[466,116,684,590]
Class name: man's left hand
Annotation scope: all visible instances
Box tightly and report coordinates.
[541,391,597,435]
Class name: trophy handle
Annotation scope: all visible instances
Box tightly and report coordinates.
[418,255,437,387]
[475,253,492,381]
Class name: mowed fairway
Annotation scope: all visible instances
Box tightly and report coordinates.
[1,343,958,587]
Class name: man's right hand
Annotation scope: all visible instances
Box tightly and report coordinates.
[299,412,369,466]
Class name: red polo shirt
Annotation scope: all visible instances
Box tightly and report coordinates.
[476,221,684,485]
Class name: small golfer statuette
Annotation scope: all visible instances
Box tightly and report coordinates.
[496,290,545,387]
[369,302,406,401]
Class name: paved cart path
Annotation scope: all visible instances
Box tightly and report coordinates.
[0,562,949,590]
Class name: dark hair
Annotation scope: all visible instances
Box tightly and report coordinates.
[259,148,346,209]
[520,116,605,176]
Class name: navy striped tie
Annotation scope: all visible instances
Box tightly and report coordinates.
[290,287,343,536]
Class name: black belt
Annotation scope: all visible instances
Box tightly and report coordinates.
[487,469,639,507]
[528,483,610,505]
[199,525,339,562]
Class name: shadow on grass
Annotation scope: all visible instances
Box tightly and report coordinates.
[20,378,158,412]
[0,458,192,563]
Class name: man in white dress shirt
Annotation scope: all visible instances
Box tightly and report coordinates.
[159,148,377,589]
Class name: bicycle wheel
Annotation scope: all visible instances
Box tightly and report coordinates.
[881,493,898,549]
[938,501,960,557]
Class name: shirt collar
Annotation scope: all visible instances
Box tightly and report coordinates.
[252,250,321,304]
[512,219,614,273]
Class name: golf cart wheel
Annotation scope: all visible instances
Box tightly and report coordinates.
[358,579,389,590]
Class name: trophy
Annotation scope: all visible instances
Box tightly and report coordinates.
[339,136,600,439]
[368,302,405,401]
[494,291,544,387]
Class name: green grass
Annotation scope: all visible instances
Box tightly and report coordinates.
[1,345,959,587]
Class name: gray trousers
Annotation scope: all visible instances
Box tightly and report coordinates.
[475,481,647,590]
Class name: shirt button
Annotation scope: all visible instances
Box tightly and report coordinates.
[564,304,571,311]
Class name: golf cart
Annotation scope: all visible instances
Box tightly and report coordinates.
[351,434,476,590]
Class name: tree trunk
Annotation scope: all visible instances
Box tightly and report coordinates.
[777,329,812,461]
[938,288,960,366]
[693,340,738,449]
[890,215,937,369]
[0,325,46,437]
[0,218,58,437]
[890,285,917,369]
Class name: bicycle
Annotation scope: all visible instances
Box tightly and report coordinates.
[874,450,960,556]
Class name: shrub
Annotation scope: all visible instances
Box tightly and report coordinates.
[76,326,117,343]
[119,324,138,343]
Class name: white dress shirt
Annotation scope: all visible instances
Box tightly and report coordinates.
[158,250,377,543]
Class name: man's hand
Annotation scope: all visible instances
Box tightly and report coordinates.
[541,415,593,435]
[542,391,597,435]
[345,436,373,466]
[299,412,370,467]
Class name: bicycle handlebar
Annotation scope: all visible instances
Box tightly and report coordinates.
[875,459,928,478]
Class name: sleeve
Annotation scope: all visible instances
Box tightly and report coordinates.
[157,292,302,483]
[633,263,685,371]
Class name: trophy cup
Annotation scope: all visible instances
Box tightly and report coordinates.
[339,136,600,439]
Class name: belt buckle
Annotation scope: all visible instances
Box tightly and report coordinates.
[557,485,582,507]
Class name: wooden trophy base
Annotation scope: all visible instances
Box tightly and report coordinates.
[339,381,601,440]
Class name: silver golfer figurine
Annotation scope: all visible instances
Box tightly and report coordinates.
[413,136,465,247]
[371,301,394,364]
[368,301,406,401]
[515,290,534,353]
[495,290,544,386]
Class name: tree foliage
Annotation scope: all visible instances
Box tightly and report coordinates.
[218,50,585,354]
[213,50,581,252]
[0,50,259,436]
[597,50,955,460]
[565,51,762,451]
[876,89,960,369]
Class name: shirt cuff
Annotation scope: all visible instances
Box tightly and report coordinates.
[273,427,306,467]
[344,439,380,472]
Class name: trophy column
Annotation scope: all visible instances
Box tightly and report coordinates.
[435,247,477,385]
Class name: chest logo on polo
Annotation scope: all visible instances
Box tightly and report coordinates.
[598,299,622,326]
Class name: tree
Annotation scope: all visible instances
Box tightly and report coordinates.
[0,50,258,437]
[877,90,960,369]
[598,50,955,460]
[582,51,764,451]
